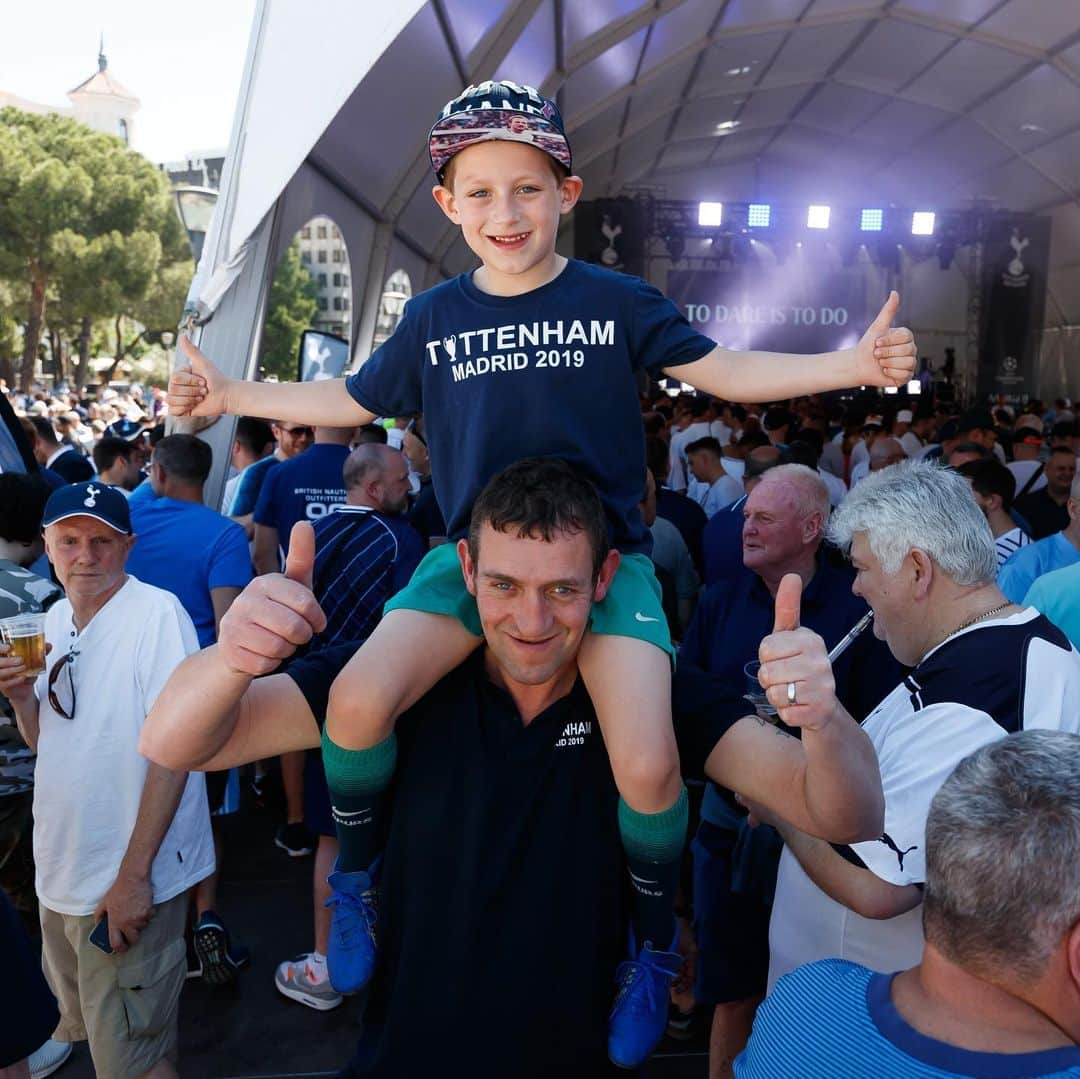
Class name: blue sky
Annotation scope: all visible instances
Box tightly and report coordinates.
[3,0,257,162]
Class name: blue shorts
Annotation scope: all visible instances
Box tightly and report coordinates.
[691,819,773,1006]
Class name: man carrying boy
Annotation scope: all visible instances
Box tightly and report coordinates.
[168,80,915,1066]
[141,461,885,1077]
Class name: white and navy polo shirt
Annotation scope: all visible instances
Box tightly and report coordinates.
[768,608,1080,988]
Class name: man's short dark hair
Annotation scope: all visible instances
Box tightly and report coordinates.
[153,434,212,484]
[738,429,770,450]
[29,415,59,445]
[789,428,824,457]
[957,409,995,436]
[1051,420,1078,441]
[354,424,389,445]
[949,441,991,461]
[0,473,52,543]
[92,436,135,475]
[955,458,1017,512]
[686,436,722,459]
[1049,444,1077,459]
[235,417,275,456]
[467,458,610,581]
[644,435,669,485]
[688,396,710,419]
[763,407,793,432]
[744,447,783,481]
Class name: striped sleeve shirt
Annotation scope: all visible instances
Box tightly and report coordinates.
[994,525,1031,569]
[737,959,1080,1078]
[311,507,425,648]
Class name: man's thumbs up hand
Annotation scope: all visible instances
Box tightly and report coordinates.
[284,522,316,590]
[772,573,802,633]
[217,523,327,678]
[757,574,835,731]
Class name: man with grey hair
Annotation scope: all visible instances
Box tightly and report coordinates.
[738,729,1080,1076]
[682,462,901,1077]
[764,458,1080,989]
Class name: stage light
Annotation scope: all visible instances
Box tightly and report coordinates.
[884,386,899,395]
[698,202,724,227]
[748,204,771,227]
[908,379,922,394]
[911,211,935,236]
[860,209,884,232]
[807,205,831,229]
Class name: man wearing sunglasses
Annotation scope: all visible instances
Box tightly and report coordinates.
[0,482,215,1079]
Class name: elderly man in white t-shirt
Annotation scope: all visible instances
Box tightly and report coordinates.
[0,481,214,1079]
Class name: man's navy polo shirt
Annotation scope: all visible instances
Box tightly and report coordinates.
[680,557,903,826]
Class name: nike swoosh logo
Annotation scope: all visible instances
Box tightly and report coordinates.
[332,808,371,818]
[634,612,661,623]
[628,871,659,886]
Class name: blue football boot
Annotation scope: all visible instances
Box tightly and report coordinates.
[325,855,381,994]
[608,924,683,1069]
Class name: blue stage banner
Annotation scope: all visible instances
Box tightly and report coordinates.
[666,268,869,355]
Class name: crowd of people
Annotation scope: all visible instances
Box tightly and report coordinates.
[2,378,1079,1078]
[1,77,1079,1079]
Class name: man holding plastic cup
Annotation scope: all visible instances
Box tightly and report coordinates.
[0,481,214,1079]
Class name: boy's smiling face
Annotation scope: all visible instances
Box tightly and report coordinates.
[432,140,583,297]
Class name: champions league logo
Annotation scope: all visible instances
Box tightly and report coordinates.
[1002,227,1030,288]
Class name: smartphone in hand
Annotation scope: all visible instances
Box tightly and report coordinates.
[89,914,114,954]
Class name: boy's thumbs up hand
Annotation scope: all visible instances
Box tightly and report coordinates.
[854,290,916,389]
[217,523,326,678]
[758,574,836,731]
[167,336,231,418]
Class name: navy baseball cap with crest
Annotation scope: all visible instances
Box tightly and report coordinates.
[429,80,572,180]
[42,482,132,535]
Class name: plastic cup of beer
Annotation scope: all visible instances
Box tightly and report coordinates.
[1,613,47,676]
[743,659,779,722]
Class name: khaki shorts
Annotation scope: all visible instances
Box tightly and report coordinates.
[39,890,187,1079]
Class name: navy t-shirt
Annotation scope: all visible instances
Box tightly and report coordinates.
[680,558,903,826]
[253,443,349,562]
[344,259,715,554]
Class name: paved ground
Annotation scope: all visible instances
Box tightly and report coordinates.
[58,778,708,1078]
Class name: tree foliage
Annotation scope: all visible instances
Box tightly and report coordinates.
[258,242,319,382]
[0,107,192,390]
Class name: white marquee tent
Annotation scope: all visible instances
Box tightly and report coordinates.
[186,0,1080,504]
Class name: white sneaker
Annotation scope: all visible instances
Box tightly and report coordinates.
[274,953,343,1011]
[29,1039,72,1078]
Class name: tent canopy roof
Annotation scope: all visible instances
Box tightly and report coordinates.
[209,0,1080,323]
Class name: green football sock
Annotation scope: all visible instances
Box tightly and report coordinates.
[618,785,688,951]
[322,729,397,873]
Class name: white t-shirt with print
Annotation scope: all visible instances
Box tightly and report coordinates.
[33,576,215,915]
